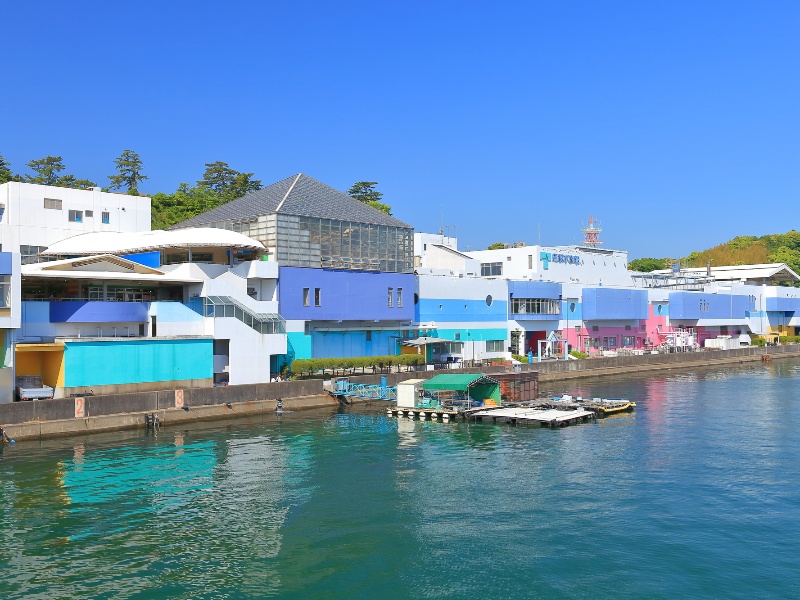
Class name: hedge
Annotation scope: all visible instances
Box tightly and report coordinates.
[291,354,426,376]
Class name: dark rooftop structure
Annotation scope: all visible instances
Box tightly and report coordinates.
[171,174,414,273]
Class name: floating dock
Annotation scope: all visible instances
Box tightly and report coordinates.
[466,405,595,427]
[387,406,459,420]
[386,394,634,428]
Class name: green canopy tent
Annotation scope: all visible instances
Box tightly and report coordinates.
[422,373,501,407]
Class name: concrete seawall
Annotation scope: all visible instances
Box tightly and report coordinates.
[2,345,798,441]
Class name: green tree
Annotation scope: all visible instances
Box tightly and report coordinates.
[26,155,65,185]
[198,161,262,201]
[768,246,800,275]
[348,181,383,203]
[57,175,97,190]
[0,154,14,183]
[628,257,669,272]
[227,171,262,199]
[108,150,148,193]
[151,184,219,230]
[487,242,506,250]
[348,181,392,215]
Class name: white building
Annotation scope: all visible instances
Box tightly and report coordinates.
[466,244,633,287]
[0,182,151,263]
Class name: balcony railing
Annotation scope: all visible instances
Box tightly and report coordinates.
[195,296,286,335]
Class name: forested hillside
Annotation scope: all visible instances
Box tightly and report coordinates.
[630,231,800,277]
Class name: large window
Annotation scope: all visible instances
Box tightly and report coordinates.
[481,262,503,277]
[68,210,83,223]
[0,276,9,308]
[102,211,110,224]
[44,198,62,210]
[20,245,49,265]
[511,298,560,315]
[622,336,636,347]
[486,340,504,352]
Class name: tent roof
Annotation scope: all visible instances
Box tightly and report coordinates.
[422,373,498,391]
[401,336,452,346]
[41,228,265,256]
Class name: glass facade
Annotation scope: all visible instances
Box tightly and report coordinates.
[199,214,414,273]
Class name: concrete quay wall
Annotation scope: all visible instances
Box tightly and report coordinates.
[2,345,798,442]
[534,344,800,381]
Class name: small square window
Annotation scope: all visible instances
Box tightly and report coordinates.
[85,210,94,217]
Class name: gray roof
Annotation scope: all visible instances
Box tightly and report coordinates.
[170,173,412,229]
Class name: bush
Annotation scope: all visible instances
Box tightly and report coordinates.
[569,350,587,359]
[289,354,425,377]
[751,337,766,347]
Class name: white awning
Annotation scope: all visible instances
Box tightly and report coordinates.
[401,337,454,346]
[41,228,265,256]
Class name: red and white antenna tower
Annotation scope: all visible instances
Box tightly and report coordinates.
[581,216,603,248]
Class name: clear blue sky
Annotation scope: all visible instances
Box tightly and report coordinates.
[4,1,799,259]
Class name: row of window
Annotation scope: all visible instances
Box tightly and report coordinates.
[45,199,111,223]
[303,288,322,307]
[302,287,405,308]
[387,287,403,308]
[584,336,638,350]
[511,298,560,315]
[68,209,110,224]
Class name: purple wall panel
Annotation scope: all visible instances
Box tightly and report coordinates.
[278,267,415,321]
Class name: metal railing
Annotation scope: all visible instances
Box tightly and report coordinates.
[198,296,286,334]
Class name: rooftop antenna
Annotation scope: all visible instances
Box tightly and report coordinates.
[581,215,603,248]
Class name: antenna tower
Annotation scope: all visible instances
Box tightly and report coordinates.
[581,216,603,248]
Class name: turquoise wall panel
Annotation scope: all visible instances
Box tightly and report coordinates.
[287,332,313,361]
[427,327,508,341]
[311,330,403,358]
[417,298,508,323]
[63,339,213,387]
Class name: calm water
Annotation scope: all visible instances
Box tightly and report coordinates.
[2,361,800,600]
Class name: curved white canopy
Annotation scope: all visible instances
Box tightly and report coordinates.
[42,228,265,256]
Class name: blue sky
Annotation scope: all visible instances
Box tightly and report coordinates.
[3,1,799,259]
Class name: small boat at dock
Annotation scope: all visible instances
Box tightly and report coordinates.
[543,394,636,416]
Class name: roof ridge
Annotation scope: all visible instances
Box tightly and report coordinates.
[276,173,302,212]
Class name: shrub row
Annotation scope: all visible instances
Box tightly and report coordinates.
[291,354,426,376]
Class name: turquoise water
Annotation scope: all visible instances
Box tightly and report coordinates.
[2,361,800,599]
